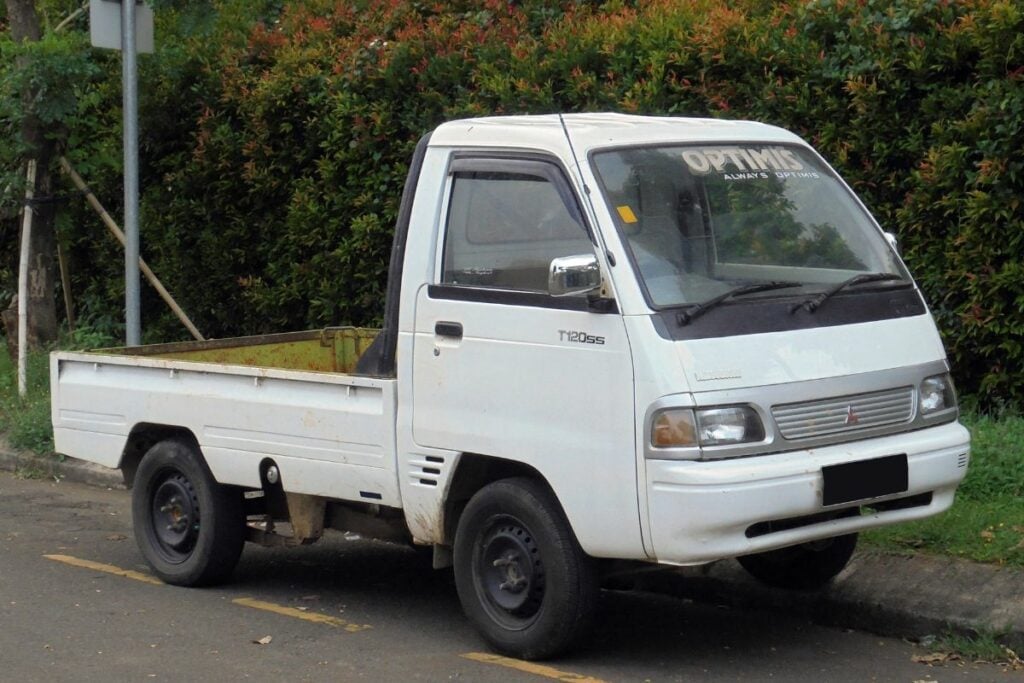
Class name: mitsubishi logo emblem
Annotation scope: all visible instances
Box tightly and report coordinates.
[844,405,860,425]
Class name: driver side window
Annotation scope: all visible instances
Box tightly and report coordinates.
[441,165,593,292]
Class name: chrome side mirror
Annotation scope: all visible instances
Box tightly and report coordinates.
[548,254,602,297]
[884,231,899,253]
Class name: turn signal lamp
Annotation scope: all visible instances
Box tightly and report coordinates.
[652,409,697,448]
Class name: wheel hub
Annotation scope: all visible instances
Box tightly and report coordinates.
[493,552,530,593]
[151,473,199,558]
[479,523,544,618]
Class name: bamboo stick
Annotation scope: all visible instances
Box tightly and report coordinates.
[59,156,205,341]
[57,241,75,333]
[53,3,87,34]
[17,159,37,397]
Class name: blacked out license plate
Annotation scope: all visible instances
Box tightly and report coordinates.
[821,454,908,506]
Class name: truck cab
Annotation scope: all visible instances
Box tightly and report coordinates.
[399,114,966,567]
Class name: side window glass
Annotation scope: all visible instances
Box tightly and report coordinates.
[441,170,593,292]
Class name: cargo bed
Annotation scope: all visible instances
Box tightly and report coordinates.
[50,327,400,505]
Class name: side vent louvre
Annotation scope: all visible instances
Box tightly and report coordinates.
[957,452,969,469]
[411,456,445,487]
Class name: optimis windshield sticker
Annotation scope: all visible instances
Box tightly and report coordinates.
[681,147,821,181]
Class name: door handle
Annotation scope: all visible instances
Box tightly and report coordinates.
[434,321,463,339]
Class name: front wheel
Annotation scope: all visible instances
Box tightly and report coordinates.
[132,439,245,586]
[737,533,858,590]
[453,477,598,660]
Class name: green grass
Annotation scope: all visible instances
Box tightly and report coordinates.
[863,412,1024,567]
[0,346,55,454]
[922,629,1023,666]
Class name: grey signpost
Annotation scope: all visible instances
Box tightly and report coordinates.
[89,0,153,346]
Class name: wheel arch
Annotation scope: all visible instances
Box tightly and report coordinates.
[120,423,201,489]
[442,453,562,547]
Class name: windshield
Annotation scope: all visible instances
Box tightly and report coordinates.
[591,144,905,308]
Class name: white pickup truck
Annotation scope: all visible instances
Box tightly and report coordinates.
[52,114,970,659]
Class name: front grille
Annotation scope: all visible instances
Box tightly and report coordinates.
[772,386,915,440]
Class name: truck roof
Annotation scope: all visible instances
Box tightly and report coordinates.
[429,113,805,156]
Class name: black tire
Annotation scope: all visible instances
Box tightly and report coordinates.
[737,533,858,590]
[453,477,598,660]
[132,439,245,586]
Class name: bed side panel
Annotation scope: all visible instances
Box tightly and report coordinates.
[51,353,399,505]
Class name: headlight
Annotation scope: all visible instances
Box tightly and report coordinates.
[920,374,956,415]
[650,405,765,448]
[696,406,765,446]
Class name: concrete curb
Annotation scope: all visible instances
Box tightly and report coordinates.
[2,446,1021,653]
[0,444,124,489]
[642,550,1024,652]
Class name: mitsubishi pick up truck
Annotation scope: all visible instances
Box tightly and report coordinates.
[51,113,970,659]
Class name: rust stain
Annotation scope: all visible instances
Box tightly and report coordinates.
[145,327,380,374]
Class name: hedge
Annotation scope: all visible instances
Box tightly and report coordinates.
[3,0,1022,409]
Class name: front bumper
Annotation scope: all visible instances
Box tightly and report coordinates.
[646,421,970,565]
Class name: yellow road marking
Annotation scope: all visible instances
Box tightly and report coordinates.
[232,597,371,633]
[461,652,606,682]
[43,554,164,586]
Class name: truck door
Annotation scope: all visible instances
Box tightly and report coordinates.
[411,155,644,559]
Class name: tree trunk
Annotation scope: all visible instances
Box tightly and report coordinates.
[26,155,58,346]
[4,0,41,41]
[6,0,59,347]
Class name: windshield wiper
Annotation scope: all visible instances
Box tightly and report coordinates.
[789,272,905,314]
[677,281,802,326]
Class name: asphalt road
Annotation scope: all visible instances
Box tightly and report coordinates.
[0,472,1018,682]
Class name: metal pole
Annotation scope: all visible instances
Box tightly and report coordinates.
[17,159,37,398]
[122,0,141,346]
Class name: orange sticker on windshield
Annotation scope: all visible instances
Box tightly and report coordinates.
[616,205,638,224]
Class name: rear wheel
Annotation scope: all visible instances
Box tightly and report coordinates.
[737,533,858,590]
[132,439,244,586]
[453,477,597,660]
